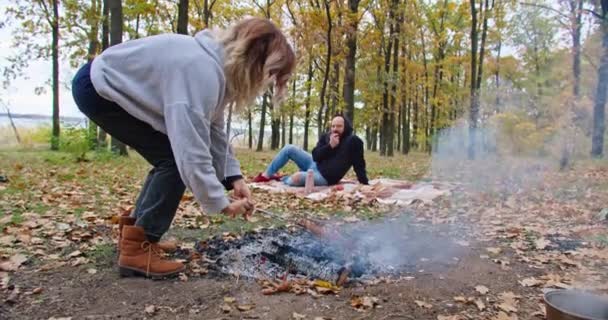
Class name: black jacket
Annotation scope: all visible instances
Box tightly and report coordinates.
[312,118,369,185]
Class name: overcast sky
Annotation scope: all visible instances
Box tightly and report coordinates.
[0,0,81,117]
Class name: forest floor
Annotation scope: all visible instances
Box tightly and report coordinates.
[1,147,607,320]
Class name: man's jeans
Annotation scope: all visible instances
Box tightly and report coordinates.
[71,62,183,242]
[265,144,328,186]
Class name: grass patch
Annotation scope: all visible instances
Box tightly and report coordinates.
[88,243,116,266]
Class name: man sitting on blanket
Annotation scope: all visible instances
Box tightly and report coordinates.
[253,114,369,186]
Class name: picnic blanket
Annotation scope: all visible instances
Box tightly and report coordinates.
[250,178,452,206]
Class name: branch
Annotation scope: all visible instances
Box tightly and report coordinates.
[36,0,55,27]
[582,49,598,70]
[583,8,604,20]
[253,0,266,14]
[209,0,219,12]
[285,0,298,27]
[519,1,570,20]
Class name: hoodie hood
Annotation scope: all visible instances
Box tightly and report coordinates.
[194,30,225,67]
[329,115,353,139]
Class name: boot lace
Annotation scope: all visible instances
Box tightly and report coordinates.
[141,241,163,277]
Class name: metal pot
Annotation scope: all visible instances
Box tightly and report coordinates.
[544,290,608,320]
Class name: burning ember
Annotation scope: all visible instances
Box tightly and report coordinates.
[197,215,467,286]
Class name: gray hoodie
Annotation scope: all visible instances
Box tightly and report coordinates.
[90,30,240,214]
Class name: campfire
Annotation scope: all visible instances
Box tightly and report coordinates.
[195,215,467,289]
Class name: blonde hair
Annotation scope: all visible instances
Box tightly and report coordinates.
[216,17,296,111]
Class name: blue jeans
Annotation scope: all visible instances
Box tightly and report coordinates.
[72,62,184,243]
[265,144,328,186]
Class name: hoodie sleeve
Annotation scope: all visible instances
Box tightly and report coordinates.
[164,102,230,213]
[312,134,336,162]
[352,138,369,185]
[209,109,243,190]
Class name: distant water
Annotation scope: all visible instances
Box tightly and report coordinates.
[0,114,87,128]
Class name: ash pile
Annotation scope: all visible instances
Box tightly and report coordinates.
[197,215,467,284]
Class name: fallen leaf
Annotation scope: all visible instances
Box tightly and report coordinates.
[224,297,236,304]
[415,300,433,309]
[179,273,188,282]
[145,305,156,315]
[314,279,339,294]
[87,268,97,275]
[32,287,43,294]
[70,257,88,267]
[493,311,518,320]
[519,277,543,287]
[0,253,28,271]
[453,296,468,303]
[486,247,502,255]
[474,299,485,311]
[350,295,379,311]
[292,312,306,319]
[437,316,463,320]
[343,216,360,223]
[67,250,82,258]
[497,291,520,313]
[0,272,9,289]
[220,304,232,313]
[237,304,255,312]
[534,238,551,250]
[0,235,16,246]
[475,285,489,295]
[455,240,470,247]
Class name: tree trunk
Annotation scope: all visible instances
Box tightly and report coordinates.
[270,99,280,150]
[177,0,189,35]
[257,92,268,151]
[365,126,371,150]
[98,0,110,148]
[248,109,253,149]
[108,0,127,156]
[281,112,286,148]
[413,75,419,150]
[304,58,313,151]
[387,0,400,157]
[226,103,233,139]
[342,0,360,125]
[495,38,501,109]
[469,0,479,160]
[87,0,100,150]
[476,0,490,91]
[203,0,215,27]
[571,0,583,99]
[330,62,340,118]
[371,125,378,152]
[397,105,402,152]
[591,17,608,158]
[289,78,295,144]
[420,28,430,153]
[51,0,60,151]
[381,2,396,156]
[318,0,332,140]
[403,101,410,154]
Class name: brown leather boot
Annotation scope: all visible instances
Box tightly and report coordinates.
[118,215,178,253]
[118,225,185,278]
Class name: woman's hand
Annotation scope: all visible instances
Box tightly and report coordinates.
[222,198,254,218]
[232,179,252,201]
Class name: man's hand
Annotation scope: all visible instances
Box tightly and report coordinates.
[329,133,340,148]
[232,179,251,200]
[222,198,254,219]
